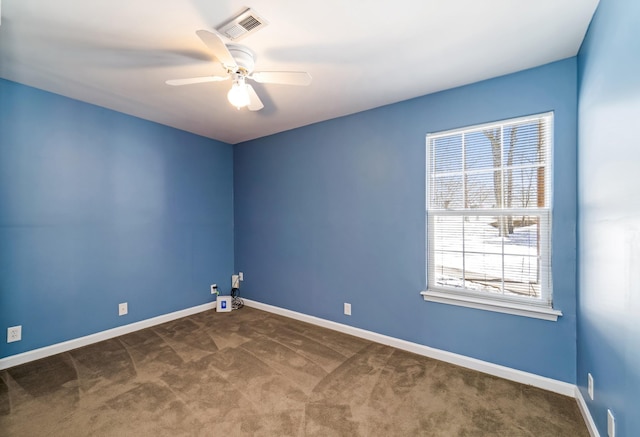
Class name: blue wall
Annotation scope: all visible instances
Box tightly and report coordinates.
[577,0,640,435]
[235,59,578,382]
[0,79,234,359]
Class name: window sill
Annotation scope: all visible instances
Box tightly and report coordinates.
[420,290,562,321]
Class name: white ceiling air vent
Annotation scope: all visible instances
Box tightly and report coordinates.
[216,8,269,41]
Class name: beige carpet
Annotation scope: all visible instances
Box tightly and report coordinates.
[0,307,588,436]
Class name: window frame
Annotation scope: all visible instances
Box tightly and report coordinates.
[421,112,562,321]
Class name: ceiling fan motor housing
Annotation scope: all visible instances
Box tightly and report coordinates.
[227,44,255,74]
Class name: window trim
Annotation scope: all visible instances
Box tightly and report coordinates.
[423,112,561,321]
[420,289,562,321]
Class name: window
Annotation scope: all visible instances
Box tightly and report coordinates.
[422,113,561,321]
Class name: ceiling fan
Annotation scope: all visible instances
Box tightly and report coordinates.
[166,30,312,111]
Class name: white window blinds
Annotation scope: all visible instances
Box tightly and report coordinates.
[426,113,553,307]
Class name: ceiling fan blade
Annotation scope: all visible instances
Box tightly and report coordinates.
[251,71,312,86]
[165,75,229,86]
[196,30,237,69]
[246,84,264,111]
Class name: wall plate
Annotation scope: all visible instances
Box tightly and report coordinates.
[7,325,22,343]
[118,302,128,316]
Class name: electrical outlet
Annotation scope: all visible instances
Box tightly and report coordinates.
[118,302,128,316]
[344,303,351,316]
[588,373,594,400]
[232,274,239,288]
[607,409,615,437]
[238,272,244,281]
[7,325,22,343]
[210,284,218,294]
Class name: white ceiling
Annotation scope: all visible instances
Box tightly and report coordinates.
[0,0,599,144]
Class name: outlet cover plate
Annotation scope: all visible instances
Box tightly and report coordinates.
[7,325,22,343]
[587,373,594,400]
[344,303,351,316]
[118,302,128,316]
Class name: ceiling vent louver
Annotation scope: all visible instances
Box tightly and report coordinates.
[216,8,268,41]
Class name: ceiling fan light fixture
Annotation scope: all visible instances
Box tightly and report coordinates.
[227,80,250,109]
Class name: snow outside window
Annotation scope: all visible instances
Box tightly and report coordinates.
[423,113,560,320]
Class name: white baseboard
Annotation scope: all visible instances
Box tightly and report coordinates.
[243,299,576,397]
[575,386,601,437]
[0,301,216,370]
